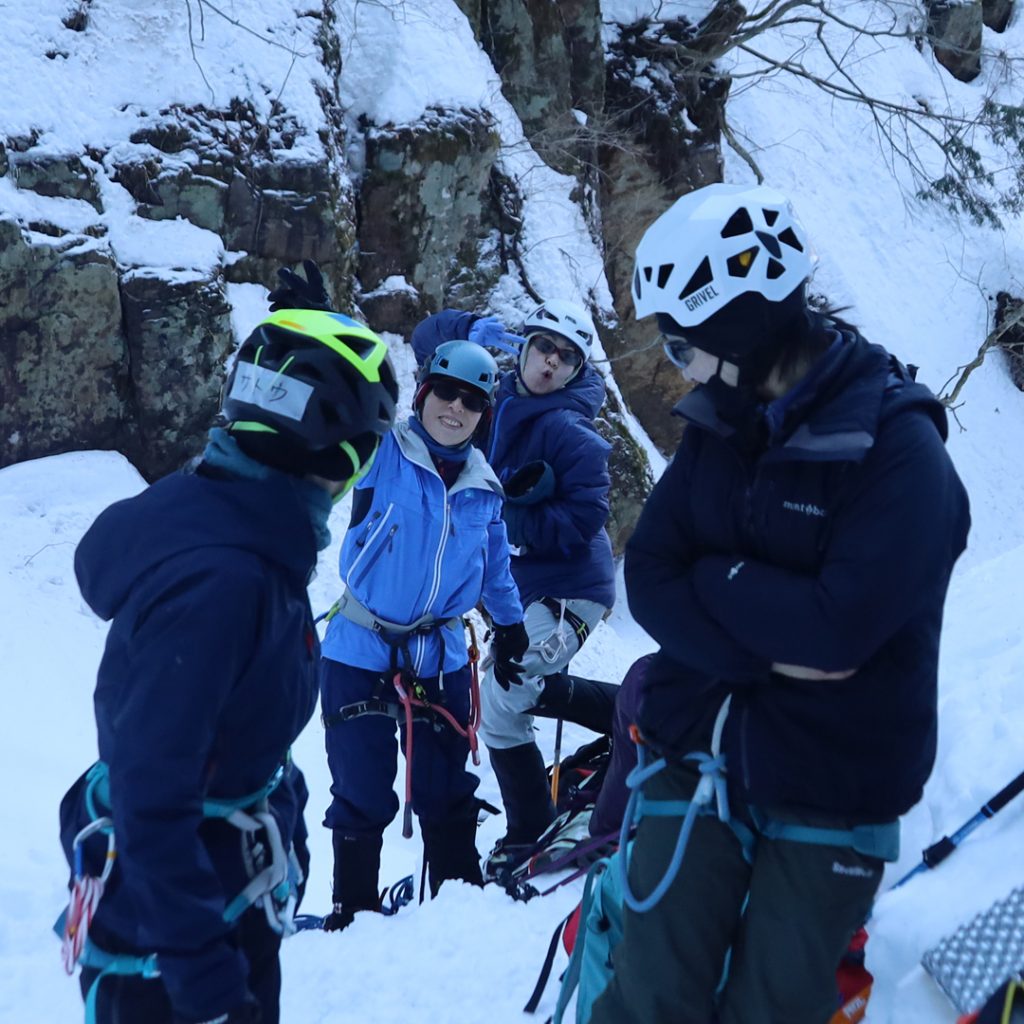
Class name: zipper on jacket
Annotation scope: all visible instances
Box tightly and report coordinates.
[356,509,383,548]
[345,503,394,586]
[356,524,399,582]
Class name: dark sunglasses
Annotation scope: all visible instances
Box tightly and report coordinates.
[531,333,584,369]
[430,378,490,413]
[662,335,696,370]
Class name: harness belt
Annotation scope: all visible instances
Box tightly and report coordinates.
[620,697,901,914]
[58,759,299,1022]
[325,589,460,638]
[322,589,463,721]
[321,697,439,729]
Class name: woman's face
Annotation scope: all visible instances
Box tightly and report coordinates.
[521,334,581,395]
[420,382,485,447]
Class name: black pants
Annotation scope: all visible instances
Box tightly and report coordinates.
[589,762,883,1024]
[79,909,280,1024]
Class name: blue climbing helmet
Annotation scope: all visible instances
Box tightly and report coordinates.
[415,340,500,410]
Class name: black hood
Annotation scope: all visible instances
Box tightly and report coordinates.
[75,469,317,622]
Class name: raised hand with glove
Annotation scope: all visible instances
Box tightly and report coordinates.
[267,258,332,312]
[491,620,530,690]
[468,314,527,355]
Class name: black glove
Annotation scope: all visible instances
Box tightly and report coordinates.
[267,258,331,312]
[491,621,530,691]
[503,461,555,503]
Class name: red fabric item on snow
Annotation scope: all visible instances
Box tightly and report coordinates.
[562,902,582,955]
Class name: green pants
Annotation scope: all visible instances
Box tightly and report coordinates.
[588,763,882,1024]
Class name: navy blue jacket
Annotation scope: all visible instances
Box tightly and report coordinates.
[412,310,616,609]
[626,330,970,821]
[62,467,319,1021]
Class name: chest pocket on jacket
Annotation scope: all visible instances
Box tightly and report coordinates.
[756,463,846,572]
[346,503,397,588]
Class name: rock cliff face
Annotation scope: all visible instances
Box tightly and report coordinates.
[2,2,737,548]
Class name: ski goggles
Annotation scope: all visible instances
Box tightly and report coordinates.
[430,378,490,413]
[662,334,696,370]
[530,333,584,369]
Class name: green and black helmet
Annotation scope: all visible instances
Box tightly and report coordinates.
[222,308,398,485]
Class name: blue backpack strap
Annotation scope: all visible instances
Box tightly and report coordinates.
[552,858,606,1024]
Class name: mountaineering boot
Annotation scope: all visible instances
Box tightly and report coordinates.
[421,811,484,897]
[484,742,556,881]
[324,831,383,932]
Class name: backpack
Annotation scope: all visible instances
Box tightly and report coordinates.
[523,845,627,1024]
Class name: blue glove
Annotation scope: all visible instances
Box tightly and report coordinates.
[468,315,527,355]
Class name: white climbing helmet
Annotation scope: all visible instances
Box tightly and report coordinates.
[632,183,815,327]
[522,299,598,363]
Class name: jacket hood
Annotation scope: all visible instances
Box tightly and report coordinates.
[75,469,318,621]
[674,330,949,460]
[500,363,606,421]
[393,419,503,497]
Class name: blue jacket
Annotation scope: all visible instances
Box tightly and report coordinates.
[412,310,616,609]
[626,330,970,821]
[61,467,319,1022]
[321,419,523,675]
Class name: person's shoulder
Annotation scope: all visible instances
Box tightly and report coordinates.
[461,448,504,498]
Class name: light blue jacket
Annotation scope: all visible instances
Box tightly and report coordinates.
[321,420,524,676]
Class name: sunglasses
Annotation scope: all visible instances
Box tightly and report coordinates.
[662,335,696,370]
[531,334,584,369]
[430,378,490,413]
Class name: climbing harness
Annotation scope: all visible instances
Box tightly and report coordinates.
[618,695,900,914]
[57,759,300,1023]
[536,597,591,667]
[320,591,482,839]
[391,620,482,838]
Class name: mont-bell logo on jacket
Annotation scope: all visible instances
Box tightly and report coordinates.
[782,499,827,518]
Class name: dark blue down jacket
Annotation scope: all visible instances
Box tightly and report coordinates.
[412,309,616,609]
[60,467,319,1022]
[626,330,970,821]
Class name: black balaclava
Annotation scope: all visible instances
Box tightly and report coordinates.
[658,282,809,424]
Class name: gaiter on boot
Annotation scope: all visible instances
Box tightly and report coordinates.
[324,831,382,932]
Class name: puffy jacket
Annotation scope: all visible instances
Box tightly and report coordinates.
[61,466,320,1022]
[412,309,616,609]
[626,330,970,821]
[321,419,523,675]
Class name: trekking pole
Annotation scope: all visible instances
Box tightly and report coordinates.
[893,768,1024,889]
[550,718,564,805]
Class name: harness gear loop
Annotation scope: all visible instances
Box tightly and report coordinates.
[57,757,299,1016]
[536,597,590,666]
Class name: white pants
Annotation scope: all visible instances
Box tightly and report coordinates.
[480,597,607,749]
